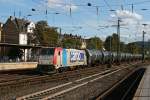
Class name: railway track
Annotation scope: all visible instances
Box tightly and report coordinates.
[0,62,137,84]
[0,64,110,99]
[0,63,132,87]
[96,67,145,100]
[16,66,133,100]
[0,66,104,85]
[0,62,144,99]
[0,74,40,83]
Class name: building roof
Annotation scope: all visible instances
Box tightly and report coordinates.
[8,16,30,32]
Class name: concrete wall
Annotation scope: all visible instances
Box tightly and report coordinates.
[0,62,38,71]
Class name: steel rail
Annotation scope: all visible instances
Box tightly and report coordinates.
[16,66,129,100]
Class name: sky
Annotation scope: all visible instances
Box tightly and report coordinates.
[0,0,150,43]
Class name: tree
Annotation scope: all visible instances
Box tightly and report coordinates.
[120,42,126,52]
[43,27,58,46]
[111,33,119,52]
[86,36,103,50]
[62,37,82,49]
[126,43,139,54]
[104,33,126,52]
[35,21,48,43]
[104,36,112,51]
[35,20,59,46]
[104,33,119,51]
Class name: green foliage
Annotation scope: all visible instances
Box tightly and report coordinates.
[35,20,59,46]
[43,27,58,46]
[104,33,120,51]
[120,42,126,52]
[126,43,139,54]
[87,36,103,50]
[111,33,119,51]
[62,38,81,49]
[104,33,141,54]
[104,33,127,53]
[104,36,112,51]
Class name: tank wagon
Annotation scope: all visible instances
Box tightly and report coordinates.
[38,47,143,72]
[85,49,103,66]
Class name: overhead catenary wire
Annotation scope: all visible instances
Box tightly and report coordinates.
[28,0,149,43]
[32,0,150,9]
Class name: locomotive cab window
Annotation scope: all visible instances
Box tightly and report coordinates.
[58,51,60,56]
[40,48,55,55]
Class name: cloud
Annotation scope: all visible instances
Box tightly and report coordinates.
[65,4,78,11]
[47,0,63,8]
[47,0,77,11]
[111,10,142,25]
[116,10,142,20]
[136,23,150,34]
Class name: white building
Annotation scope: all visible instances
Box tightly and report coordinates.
[27,22,35,33]
[19,32,28,45]
[18,21,35,61]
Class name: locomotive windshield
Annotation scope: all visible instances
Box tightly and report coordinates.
[40,48,55,55]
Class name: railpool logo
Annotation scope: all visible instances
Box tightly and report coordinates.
[70,51,84,62]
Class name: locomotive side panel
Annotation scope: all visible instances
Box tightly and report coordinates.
[66,49,87,67]
[38,48,55,65]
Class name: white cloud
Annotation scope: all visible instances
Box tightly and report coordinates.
[116,10,142,20]
[47,0,77,11]
[137,23,150,34]
[65,4,78,11]
[47,0,62,8]
[111,10,142,25]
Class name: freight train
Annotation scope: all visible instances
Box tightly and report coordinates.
[37,47,143,73]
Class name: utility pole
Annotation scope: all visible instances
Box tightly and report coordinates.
[142,24,147,63]
[142,31,146,63]
[59,28,62,47]
[56,27,62,47]
[142,30,145,63]
[121,5,124,10]
[14,11,16,17]
[108,36,112,68]
[19,11,21,18]
[132,4,134,13]
[117,19,121,64]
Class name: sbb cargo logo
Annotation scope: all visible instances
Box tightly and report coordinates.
[70,51,84,62]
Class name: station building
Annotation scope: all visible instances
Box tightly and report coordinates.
[1,16,36,61]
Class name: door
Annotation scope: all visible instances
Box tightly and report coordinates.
[54,48,63,69]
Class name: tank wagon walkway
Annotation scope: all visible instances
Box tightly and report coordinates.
[133,66,150,100]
